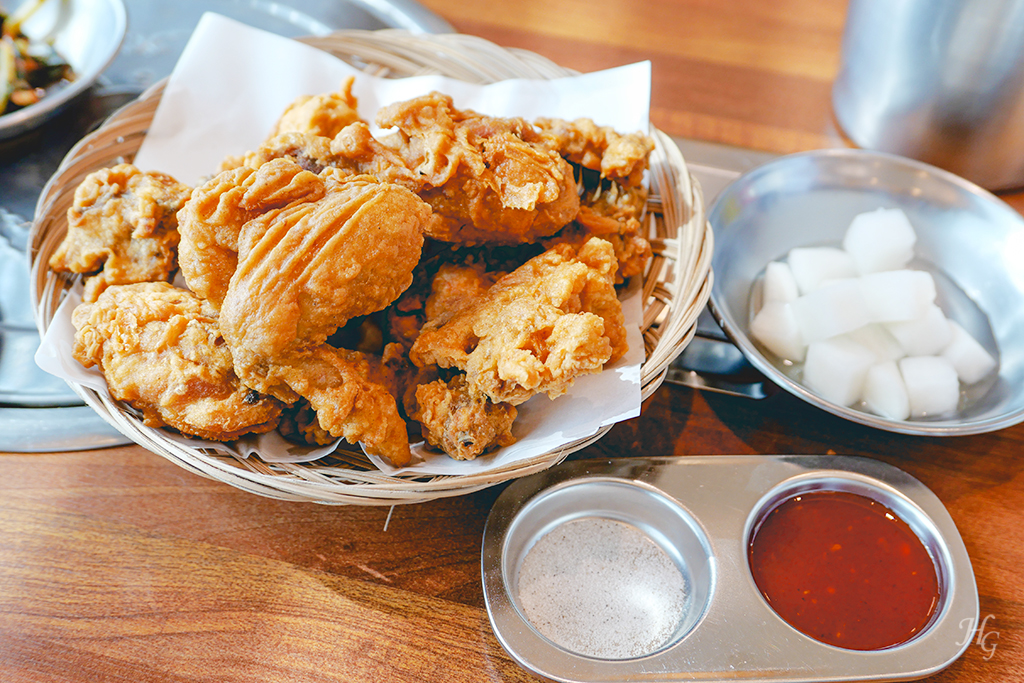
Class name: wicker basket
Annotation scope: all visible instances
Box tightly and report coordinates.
[28,30,713,505]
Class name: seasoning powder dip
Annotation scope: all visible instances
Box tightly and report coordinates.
[516,517,689,659]
[748,490,940,650]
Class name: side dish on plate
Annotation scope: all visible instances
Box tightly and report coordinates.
[0,0,75,115]
[48,76,654,467]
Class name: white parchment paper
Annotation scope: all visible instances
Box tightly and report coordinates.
[38,13,653,476]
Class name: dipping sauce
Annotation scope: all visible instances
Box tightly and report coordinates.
[748,490,940,650]
[516,517,688,659]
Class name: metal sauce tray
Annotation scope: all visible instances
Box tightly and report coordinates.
[482,455,978,682]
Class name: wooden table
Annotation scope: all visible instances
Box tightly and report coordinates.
[3,0,1023,680]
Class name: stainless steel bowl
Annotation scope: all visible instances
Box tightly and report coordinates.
[708,148,1024,435]
[0,0,126,141]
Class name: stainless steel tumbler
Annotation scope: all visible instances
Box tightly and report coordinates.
[832,0,1024,191]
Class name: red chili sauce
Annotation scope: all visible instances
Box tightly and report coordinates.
[748,490,940,650]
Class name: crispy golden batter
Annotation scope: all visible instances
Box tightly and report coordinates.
[410,238,627,405]
[270,76,362,139]
[544,186,651,282]
[217,173,431,465]
[230,125,422,191]
[220,175,428,371]
[266,346,413,466]
[50,164,192,303]
[325,122,424,189]
[424,262,502,322]
[278,344,415,449]
[534,117,655,188]
[176,158,325,308]
[376,92,579,245]
[71,282,282,440]
[411,375,517,460]
[542,150,652,282]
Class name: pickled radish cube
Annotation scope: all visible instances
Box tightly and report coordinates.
[843,324,905,363]
[762,261,800,303]
[787,247,857,294]
[843,208,917,274]
[803,337,876,407]
[863,361,911,421]
[750,302,806,361]
[942,321,997,384]
[886,304,953,356]
[859,270,936,322]
[899,356,960,417]
[791,279,871,343]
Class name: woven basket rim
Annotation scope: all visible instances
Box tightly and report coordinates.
[28,28,713,505]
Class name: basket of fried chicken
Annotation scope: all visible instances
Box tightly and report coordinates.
[29,23,712,504]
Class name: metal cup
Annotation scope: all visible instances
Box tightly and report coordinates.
[832,0,1024,191]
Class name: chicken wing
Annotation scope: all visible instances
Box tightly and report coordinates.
[72,282,282,440]
[50,164,192,302]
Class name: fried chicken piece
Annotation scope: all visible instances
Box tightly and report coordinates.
[325,123,424,190]
[221,175,428,371]
[279,400,335,446]
[218,174,432,466]
[277,346,420,453]
[177,158,325,308]
[544,182,651,282]
[534,117,655,188]
[410,237,627,405]
[376,92,579,245]
[49,164,192,303]
[381,341,440,418]
[411,375,517,460]
[270,76,362,139]
[424,261,502,322]
[71,282,282,441]
[227,132,337,174]
[268,346,413,466]
[229,125,423,192]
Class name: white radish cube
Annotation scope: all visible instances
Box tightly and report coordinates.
[803,337,876,407]
[859,270,936,322]
[762,261,800,303]
[942,321,997,384]
[843,324,905,363]
[863,361,911,420]
[791,279,871,343]
[787,247,857,294]
[843,208,917,274]
[886,304,953,356]
[899,356,961,417]
[750,302,806,361]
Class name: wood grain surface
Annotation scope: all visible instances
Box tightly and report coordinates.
[3,0,1024,680]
